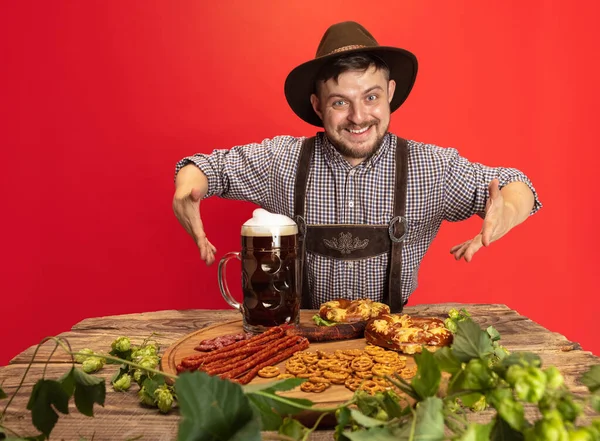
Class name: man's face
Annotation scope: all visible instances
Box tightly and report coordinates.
[310,65,396,165]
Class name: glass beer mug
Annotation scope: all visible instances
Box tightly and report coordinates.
[218,209,302,333]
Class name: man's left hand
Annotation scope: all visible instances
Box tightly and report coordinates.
[450,179,515,262]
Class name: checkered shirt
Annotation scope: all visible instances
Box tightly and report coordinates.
[175,133,542,308]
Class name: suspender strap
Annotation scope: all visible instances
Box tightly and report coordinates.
[294,137,315,308]
[294,137,315,220]
[387,136,409,313]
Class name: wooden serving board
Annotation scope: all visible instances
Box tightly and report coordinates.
[161,310,417,409]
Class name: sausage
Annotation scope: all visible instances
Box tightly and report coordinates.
[286,321,367,342]
[220,335,303,380]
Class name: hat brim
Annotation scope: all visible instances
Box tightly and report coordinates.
[284,47,418,127]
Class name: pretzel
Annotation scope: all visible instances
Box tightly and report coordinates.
[276,373,295,380]
[351,356,374,372]
[344,377,363,391]
[373,352,401,364]
[286,359,308,375]
[323,370,350,384]
[372,363,396,377]
[257,366,280,378]
[354,370,373,379]
[301,381,330,393]
[364,344,386,356]
[359,380,386,395]
[399,366,417,379]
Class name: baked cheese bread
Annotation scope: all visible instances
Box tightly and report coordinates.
[364,313,453,354]
[319,298,390,323]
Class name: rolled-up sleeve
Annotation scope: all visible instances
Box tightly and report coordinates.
[443,148,542,222]
[174,137,288,204]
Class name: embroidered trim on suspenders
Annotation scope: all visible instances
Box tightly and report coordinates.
[294,135,409,313]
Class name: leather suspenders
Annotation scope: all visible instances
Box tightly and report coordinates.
[293,135,409,313]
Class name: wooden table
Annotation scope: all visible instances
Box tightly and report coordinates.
[1,303,598,440]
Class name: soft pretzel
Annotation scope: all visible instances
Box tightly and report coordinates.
[319,298,390,323]
[364,313,453,354]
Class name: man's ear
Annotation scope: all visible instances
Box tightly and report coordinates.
[310,94,323,120]
[388,79,396,103]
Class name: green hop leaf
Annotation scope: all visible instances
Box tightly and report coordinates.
[26,379,70,437]
[279,417,308,439]
[433,346,462,375]
[245,378,313,431]
[411,347,442,399]
[457,422,493,441]
[175,371,262,441]
[349,408,387,428]
[138,385,156,406]
[489,415,524,441]
[451,319,494,363]
[394,397,445,441]
[71,367,106,417]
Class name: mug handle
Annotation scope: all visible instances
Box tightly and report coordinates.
[218,251,242,310]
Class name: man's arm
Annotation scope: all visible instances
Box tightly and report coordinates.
[173,164,217,265]
[450,179,535,262]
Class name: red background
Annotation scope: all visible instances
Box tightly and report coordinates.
[1,2,598,366]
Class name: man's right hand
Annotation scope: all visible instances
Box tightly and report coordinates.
[172,165,217,265]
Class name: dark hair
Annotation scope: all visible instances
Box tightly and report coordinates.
[314,53,390,94]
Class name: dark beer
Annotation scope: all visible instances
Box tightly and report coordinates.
[240,225,300,331]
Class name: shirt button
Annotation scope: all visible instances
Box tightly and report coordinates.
[347,290,353,297]
[349,169,356,176]
[348,200,354,208]
[346,261,353,268]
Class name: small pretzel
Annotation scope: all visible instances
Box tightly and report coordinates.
[334,349,356,361]
[373,352,400,364]
[344,377,363,392]
[317,359,342,370]
[323,370,349,384]
[354,370,373,379]
[257,366,280,378]
[316,350,337,359]
[372,363,396,377]
[301,381,330,393]
[276,373,295,380]
[359,380,385,395]
[286,359,308,375]
[399,366,417,379]
[389,359,407,371]
[364,345,386,356]
[351,356,374,372]
[302,354,319,365]
[342,349,364,358]
[371,376,393,388]
[297,365,323,378]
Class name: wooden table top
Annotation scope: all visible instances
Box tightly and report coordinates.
[1,303,598,440]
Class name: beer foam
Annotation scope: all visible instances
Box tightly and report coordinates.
[242,208,298,237]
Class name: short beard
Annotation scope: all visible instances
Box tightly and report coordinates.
[327,120,387,160]
[330,133,386,160]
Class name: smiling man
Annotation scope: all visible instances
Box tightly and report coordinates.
[172,21,541,311]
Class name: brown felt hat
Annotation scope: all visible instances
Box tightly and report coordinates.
[284,21,418,127]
